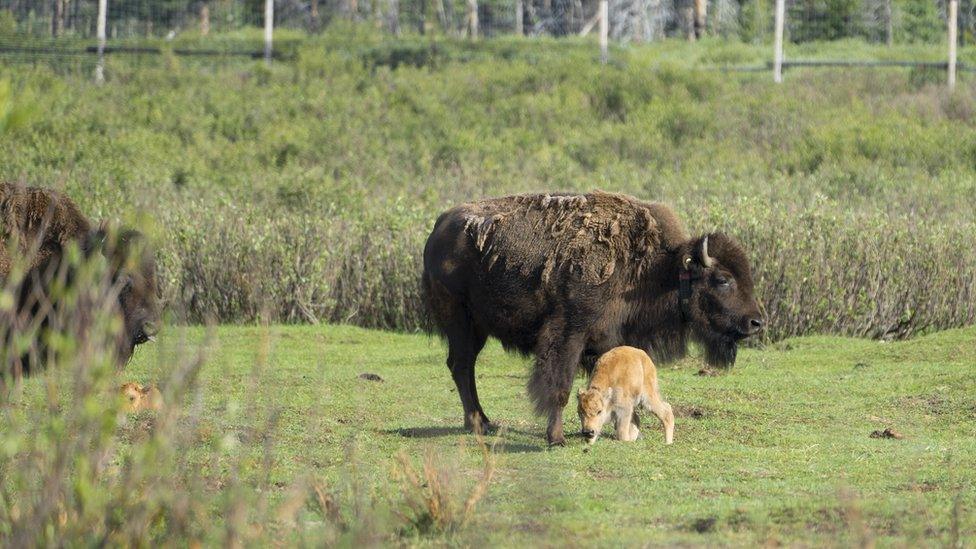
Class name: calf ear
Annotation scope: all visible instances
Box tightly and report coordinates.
[577,387,586,397]
[603,387,614,401]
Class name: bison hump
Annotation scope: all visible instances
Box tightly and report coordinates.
[462,191,669,285]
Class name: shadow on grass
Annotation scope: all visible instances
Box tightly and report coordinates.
[386,426,469,438]
[383,425,548,453]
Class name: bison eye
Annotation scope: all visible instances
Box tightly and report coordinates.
[715,275,731,288]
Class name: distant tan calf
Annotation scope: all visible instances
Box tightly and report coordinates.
[119,382,163,413]
[576,346,674,444]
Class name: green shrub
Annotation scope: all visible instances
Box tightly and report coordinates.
[3,33,976,342]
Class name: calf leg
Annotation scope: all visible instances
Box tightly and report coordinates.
[615,403,637,441]
[643,394,675,445]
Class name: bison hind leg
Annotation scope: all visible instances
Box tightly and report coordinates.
[428,277,493,431]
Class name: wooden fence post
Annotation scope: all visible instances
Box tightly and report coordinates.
[883,0,892,46]
[773,0,785,83]
[200,4,210,36]
[95,0,107,83]
[516,0,523,35]
[599,0,608,64]
[948,0,958,89]
[468,0,479,39]
[264,0,274,65]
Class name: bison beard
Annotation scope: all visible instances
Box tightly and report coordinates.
[422,191,763,445]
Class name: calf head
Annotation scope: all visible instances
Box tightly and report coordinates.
[577,387,613,443]
[119,382,163,412]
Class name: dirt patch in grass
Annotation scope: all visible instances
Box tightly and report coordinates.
[358,372,384,382]
[897,394,949,415]
[687,516,718,533]
[870,428,904,439]
[905,480,939,493]
[674,404,708,419]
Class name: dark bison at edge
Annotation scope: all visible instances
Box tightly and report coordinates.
[1,182,159,377]
[421,191,763,445]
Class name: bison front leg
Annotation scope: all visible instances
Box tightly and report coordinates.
[529,329,586,447]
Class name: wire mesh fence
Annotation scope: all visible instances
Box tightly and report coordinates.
[0,0,971,80]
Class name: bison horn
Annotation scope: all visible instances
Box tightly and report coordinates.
[701,236,714,268]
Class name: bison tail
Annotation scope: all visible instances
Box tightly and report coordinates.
[418,269,437,337]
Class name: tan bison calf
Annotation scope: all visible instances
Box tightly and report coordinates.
[576,346,674,445]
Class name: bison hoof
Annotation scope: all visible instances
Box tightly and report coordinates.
[464,416,496,435]
[547,435,566,447]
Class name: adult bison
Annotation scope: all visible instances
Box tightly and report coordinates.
[422,191,763,445]
[1,182,159,377]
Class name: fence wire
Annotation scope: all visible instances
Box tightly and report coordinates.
[0,0,970,63]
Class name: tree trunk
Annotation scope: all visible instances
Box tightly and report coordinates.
[883,0,892,46]
[51,0,65,37]
[387,0,401,35]
[443,0,456,34]
[682,4,694,40]
[693,0,706,39]
[311,0,321,30]
[69,0,80,31]
[436,0,448,33]
[418,0,426,34]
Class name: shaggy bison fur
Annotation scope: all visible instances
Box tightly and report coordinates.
[421,191,763,445]
[1,182,159,377]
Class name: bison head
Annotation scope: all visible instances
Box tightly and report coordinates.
[681,232,763,368]
[85,227,160,366]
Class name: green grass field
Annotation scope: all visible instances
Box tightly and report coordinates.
[102,324,976,545]
[3,30,976,545]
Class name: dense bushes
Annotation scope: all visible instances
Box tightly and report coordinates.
[2,34,975,342]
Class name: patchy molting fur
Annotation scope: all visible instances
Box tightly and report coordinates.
[422,191,762,445]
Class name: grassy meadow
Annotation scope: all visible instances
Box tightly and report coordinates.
[5,324,975,545]
[2,29,976,545]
